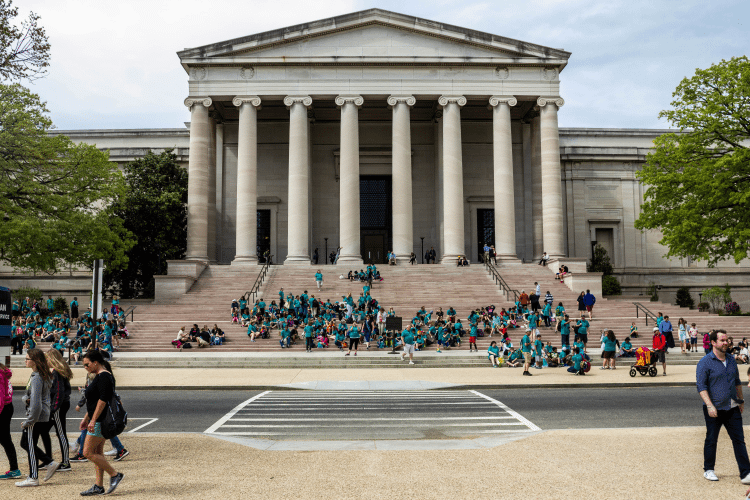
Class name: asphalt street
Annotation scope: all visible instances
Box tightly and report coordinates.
[10,386,706,440]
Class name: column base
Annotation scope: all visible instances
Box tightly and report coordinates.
[185,256,209,263]
[284,256,311,265]
[336,255,364,266]
[494,254,522,264]
[440,254,462,265]
[231,257,258,266]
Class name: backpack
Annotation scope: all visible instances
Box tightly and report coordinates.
[101,373,128,439]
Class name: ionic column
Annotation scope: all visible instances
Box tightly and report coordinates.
[388,95,415,262]
[335,95,364,265]
[232,96,261,265]
[538,97,566,258]
[438,95,466,263]
[184,97,212,261]
[207,114,217,262]
[489,96,518,259]
[283,96,312,264]
[531,113,543,260]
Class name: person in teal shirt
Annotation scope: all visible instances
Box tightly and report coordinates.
[487,341,501,367]
[527,312,539,335]
[469,324,478,352]
[534,334,544,369]
[601,329,620,370]
[315,271,323,291]
[575,316,590,349]
[400,328,415,364]
[521,330,533,375]
[541,302,552,327]
[568,347,584,375]
[304,321,315,352]
[560,314,571,347]
[46,296,54,312]
[279,328,291,348]
[346,324,361,356]
[619,337,635,357]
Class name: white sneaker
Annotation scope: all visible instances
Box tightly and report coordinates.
[104,449,117,456]
[742,472,750,484]
[704,470,719,481]
[15,476,39,487]
[409,361,414,365]
[72,440,80,454]
[44,461,60,482]
[400,354,405,361]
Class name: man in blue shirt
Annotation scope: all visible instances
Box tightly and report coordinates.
[696,329,750,483]
[659,315,675,350]
[583,289,596,320]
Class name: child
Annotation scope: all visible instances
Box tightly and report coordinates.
[630,322,638,338]
[688,323,698,352]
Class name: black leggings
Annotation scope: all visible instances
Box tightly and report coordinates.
[349,338,360,350]
[20,422,53,480]
[306,337,314,350]
[41,400,70,465]
[0,403,18,471]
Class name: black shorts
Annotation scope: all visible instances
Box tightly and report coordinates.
[579,334,588,344]
[602,350,615,359]
[656,350,666,363]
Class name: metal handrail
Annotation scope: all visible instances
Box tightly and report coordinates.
[244,258,272,305]
[484,260,520,302]
[633,302,658,326]
[121,305,136,325]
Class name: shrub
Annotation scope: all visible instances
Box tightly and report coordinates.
[648,282,659,302]
[698,302,710,311]
[53,297,68,314]
[703,286,732,313]
[587,244,614,275]
[602,275,622,295]
[12,286,42,303]
[675,287,695,308]
[725,302,741,315]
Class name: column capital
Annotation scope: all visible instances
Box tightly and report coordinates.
[184,97,212,110]
[387,95,416,108]
[283,95,312,109]
[536,96,565,108]
[438,95,466,107]
[335,95,364,108]
[232,95,262,108]
[489,95,518,107]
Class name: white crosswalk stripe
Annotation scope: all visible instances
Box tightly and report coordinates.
[204,390,540,440]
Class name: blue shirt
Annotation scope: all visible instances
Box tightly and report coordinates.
[696,351,741,411]
[659,320,673,334]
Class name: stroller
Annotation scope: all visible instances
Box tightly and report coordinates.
[629,346,659,377]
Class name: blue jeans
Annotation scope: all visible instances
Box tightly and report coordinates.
[703,406,750,477]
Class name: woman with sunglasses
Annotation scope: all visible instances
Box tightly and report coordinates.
[16,349,57,487]
[79,350,123,496]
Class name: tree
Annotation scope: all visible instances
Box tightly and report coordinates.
[702,284,732,313]
[635,56,750,266]
[104,151,188,298]
[675,286,695,308]
[587,243,614,275]
[0,83,135,273]
[0,0,50,81]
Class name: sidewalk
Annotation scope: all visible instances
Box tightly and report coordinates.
[8,427,750,500]
[10,363,704,390]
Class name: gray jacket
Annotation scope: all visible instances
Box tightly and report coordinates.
[22,371,51,428]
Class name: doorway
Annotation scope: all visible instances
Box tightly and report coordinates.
[257,209,271,263]
[476,208,495,262]
[594,228,615,265]
[360,176,392,264]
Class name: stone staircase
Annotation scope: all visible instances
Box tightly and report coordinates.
[68,261,750,368]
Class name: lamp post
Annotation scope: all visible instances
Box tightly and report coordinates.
[420,237,425,264]
[324,238,328,265]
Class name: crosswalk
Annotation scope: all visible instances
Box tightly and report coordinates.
[204,390,540,440]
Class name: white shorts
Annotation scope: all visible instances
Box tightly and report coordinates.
[403,343,415,354]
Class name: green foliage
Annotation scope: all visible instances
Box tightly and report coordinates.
[587,244,614,276]
[104,150,188,298]
[12,286,40,302]
[635,56,750,266]
[675,286,695,308]
[602,275,621,296]
[52,296,67,314]
[702,285,732,313]
[0,0,50,82]
[648,282,659,302]
[0,83,136,273]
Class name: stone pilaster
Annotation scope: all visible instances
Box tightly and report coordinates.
[438,95,466,264]
[538,96,566,258]
[283,96,313,264]
[207,114,217,262]
[184,96,212,261]
[335,95,364,265]
[232,96,262,265]
[388,95,416,262]
[489,96,517,259]
[531,113,543,260]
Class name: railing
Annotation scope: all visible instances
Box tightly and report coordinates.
[483,259,520,303]
[633,302,658,326]
[121,305,136,325]
[244,257,272,304]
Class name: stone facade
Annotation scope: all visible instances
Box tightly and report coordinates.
[4,9,748,309]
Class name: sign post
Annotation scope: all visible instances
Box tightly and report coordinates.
[0,286,12,366]
[385,316,402,354]
[92,260,104,320]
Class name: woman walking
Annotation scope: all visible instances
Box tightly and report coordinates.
[41,350,72,473]
[600,330,620,370]
[16,349,58,487]
[79,350,124,496]
[0,361,20,480]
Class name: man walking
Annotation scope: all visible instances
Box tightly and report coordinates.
[652,327,667,376]
[521,328,533,376]
[659,315,674,350]
[400,327,415,365]
[697,330,750,484]
[583,289,596,320]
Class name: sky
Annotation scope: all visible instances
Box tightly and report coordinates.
[16,0,750,130]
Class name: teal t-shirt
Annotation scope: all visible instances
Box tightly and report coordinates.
[572,354,582,370]
[349,326,360,339]
[534,339,543,356]
[577,320,589,335]
[622,340,632,350]
[603,337,617,352]
[487,345,500,357]
[304,325,314,338]
[402,329,414,345]
[521,334,532,353]
[315,272,323,281]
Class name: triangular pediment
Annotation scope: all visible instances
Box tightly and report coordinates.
[178,9,570,67]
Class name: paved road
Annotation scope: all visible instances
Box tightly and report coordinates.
[11,386,706,440]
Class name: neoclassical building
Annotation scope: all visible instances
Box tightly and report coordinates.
[4,9,748,306]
